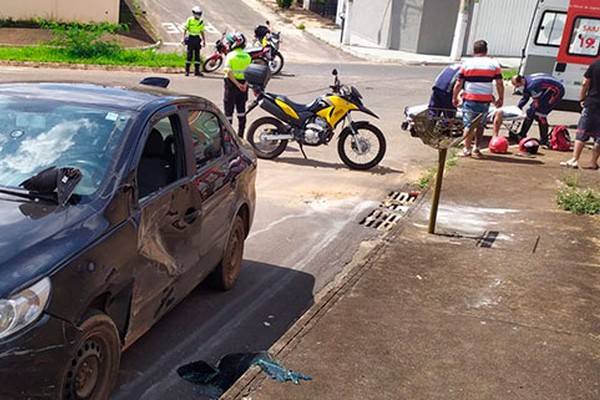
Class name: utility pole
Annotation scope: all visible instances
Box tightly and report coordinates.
[450,0,472,61]
[341,0,353,45]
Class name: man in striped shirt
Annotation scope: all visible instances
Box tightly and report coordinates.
[452,40,504,158]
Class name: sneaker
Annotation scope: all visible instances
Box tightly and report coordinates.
[472,148,484,158]
[458,148,472,158]
[560,158,579,168]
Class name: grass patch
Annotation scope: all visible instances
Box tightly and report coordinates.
[0,46,184,67]
[557,177,600,215]
[416,148,459,189]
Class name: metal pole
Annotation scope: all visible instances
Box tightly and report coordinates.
[428,148,448,234]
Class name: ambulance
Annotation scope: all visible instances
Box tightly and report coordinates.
[520,0,600,111]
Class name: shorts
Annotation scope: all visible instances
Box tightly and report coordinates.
[428,88,456,118]
[462,100,489,129]
[576,107,600,145]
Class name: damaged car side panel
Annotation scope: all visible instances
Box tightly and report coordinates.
[0,83,257,399]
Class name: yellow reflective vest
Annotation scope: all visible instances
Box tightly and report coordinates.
[184,17,204,36]
[223,49,252,81]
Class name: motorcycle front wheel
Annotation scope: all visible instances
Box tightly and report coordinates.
[268,53,284,75]
[202,55,223,72]
[246,117,289,159]
[337,121,386,170]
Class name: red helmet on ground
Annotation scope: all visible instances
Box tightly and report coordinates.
[489,136,509,153]
[519,137,540,154]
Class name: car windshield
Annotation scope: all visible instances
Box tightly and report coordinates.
[0,98,135,196]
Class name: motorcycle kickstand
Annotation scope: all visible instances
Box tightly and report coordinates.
[298,141,308,159]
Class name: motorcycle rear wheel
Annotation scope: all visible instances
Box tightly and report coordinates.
[337,122,386,170]
[246,117,288,159]
[202,56,223,73]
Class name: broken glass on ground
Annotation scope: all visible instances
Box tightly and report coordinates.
[177,351,311,398]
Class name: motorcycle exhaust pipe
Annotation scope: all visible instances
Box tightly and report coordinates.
[262,133,294,140]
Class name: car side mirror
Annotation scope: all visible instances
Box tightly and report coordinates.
[140,77,170,89]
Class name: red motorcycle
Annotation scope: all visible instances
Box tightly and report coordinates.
[202,25,284,75]
[202,31,230,73]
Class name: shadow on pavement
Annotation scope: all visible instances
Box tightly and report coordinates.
[113,261,315,399]
[270,156,403,174]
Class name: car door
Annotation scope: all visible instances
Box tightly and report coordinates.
[126,109,204,342]
[183,107,238,278]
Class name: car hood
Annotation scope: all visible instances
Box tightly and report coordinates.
[0,197,108,298]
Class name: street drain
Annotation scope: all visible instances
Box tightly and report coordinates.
[477,230,499,248]
[360,190,420,231]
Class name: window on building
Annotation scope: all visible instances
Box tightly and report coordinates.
[535,11,567,47]
[567,17,600,57]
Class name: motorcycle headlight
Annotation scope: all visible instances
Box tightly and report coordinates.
[0,278,51,340]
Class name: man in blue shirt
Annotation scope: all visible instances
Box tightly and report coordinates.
[511,74,565,146]
[429,64,461,120]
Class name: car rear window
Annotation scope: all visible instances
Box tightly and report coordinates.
[0,98,135,196]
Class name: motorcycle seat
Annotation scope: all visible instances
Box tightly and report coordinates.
[268,94,315,113]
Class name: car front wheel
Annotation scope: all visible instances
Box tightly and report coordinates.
[208,215,246,291]
[60,311,121,400]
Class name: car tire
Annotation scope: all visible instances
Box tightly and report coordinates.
[208,215,245,291]
[60,311,121,400]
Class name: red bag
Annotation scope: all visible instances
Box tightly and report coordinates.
[550,125,571,151]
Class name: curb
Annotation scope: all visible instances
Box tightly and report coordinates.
[0,59,181,74]
[302,29,453,66]
[221,185,430,400]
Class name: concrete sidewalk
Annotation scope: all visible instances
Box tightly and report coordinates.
[304,27,521,69]
[224,145,600,399]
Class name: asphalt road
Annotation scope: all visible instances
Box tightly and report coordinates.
[0,58,443,399]
[137,0,358,64]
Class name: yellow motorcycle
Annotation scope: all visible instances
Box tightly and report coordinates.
[245,68,386,170]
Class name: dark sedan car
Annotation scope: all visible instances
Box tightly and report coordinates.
[0,80,256,399]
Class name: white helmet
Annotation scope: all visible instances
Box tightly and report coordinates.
[192,6,202,17]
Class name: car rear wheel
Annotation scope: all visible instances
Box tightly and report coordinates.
[208,215,246,291]
[60,312,121,400]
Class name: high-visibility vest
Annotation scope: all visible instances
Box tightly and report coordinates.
[224,49,252,81]
[184,17,204,36]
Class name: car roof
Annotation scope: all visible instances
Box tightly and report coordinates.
[0,81,193,111]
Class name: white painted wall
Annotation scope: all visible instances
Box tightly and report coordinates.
[0,0,120,24]
[466,0,538,56]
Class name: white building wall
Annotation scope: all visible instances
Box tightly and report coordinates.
[466,0,538,56]
[0,0,120,24]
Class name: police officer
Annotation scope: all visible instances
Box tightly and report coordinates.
[223,33,252,137]
[182,6,206,76]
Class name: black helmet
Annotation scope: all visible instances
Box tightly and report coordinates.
[192,6,202,17]
[519,137,540,155]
